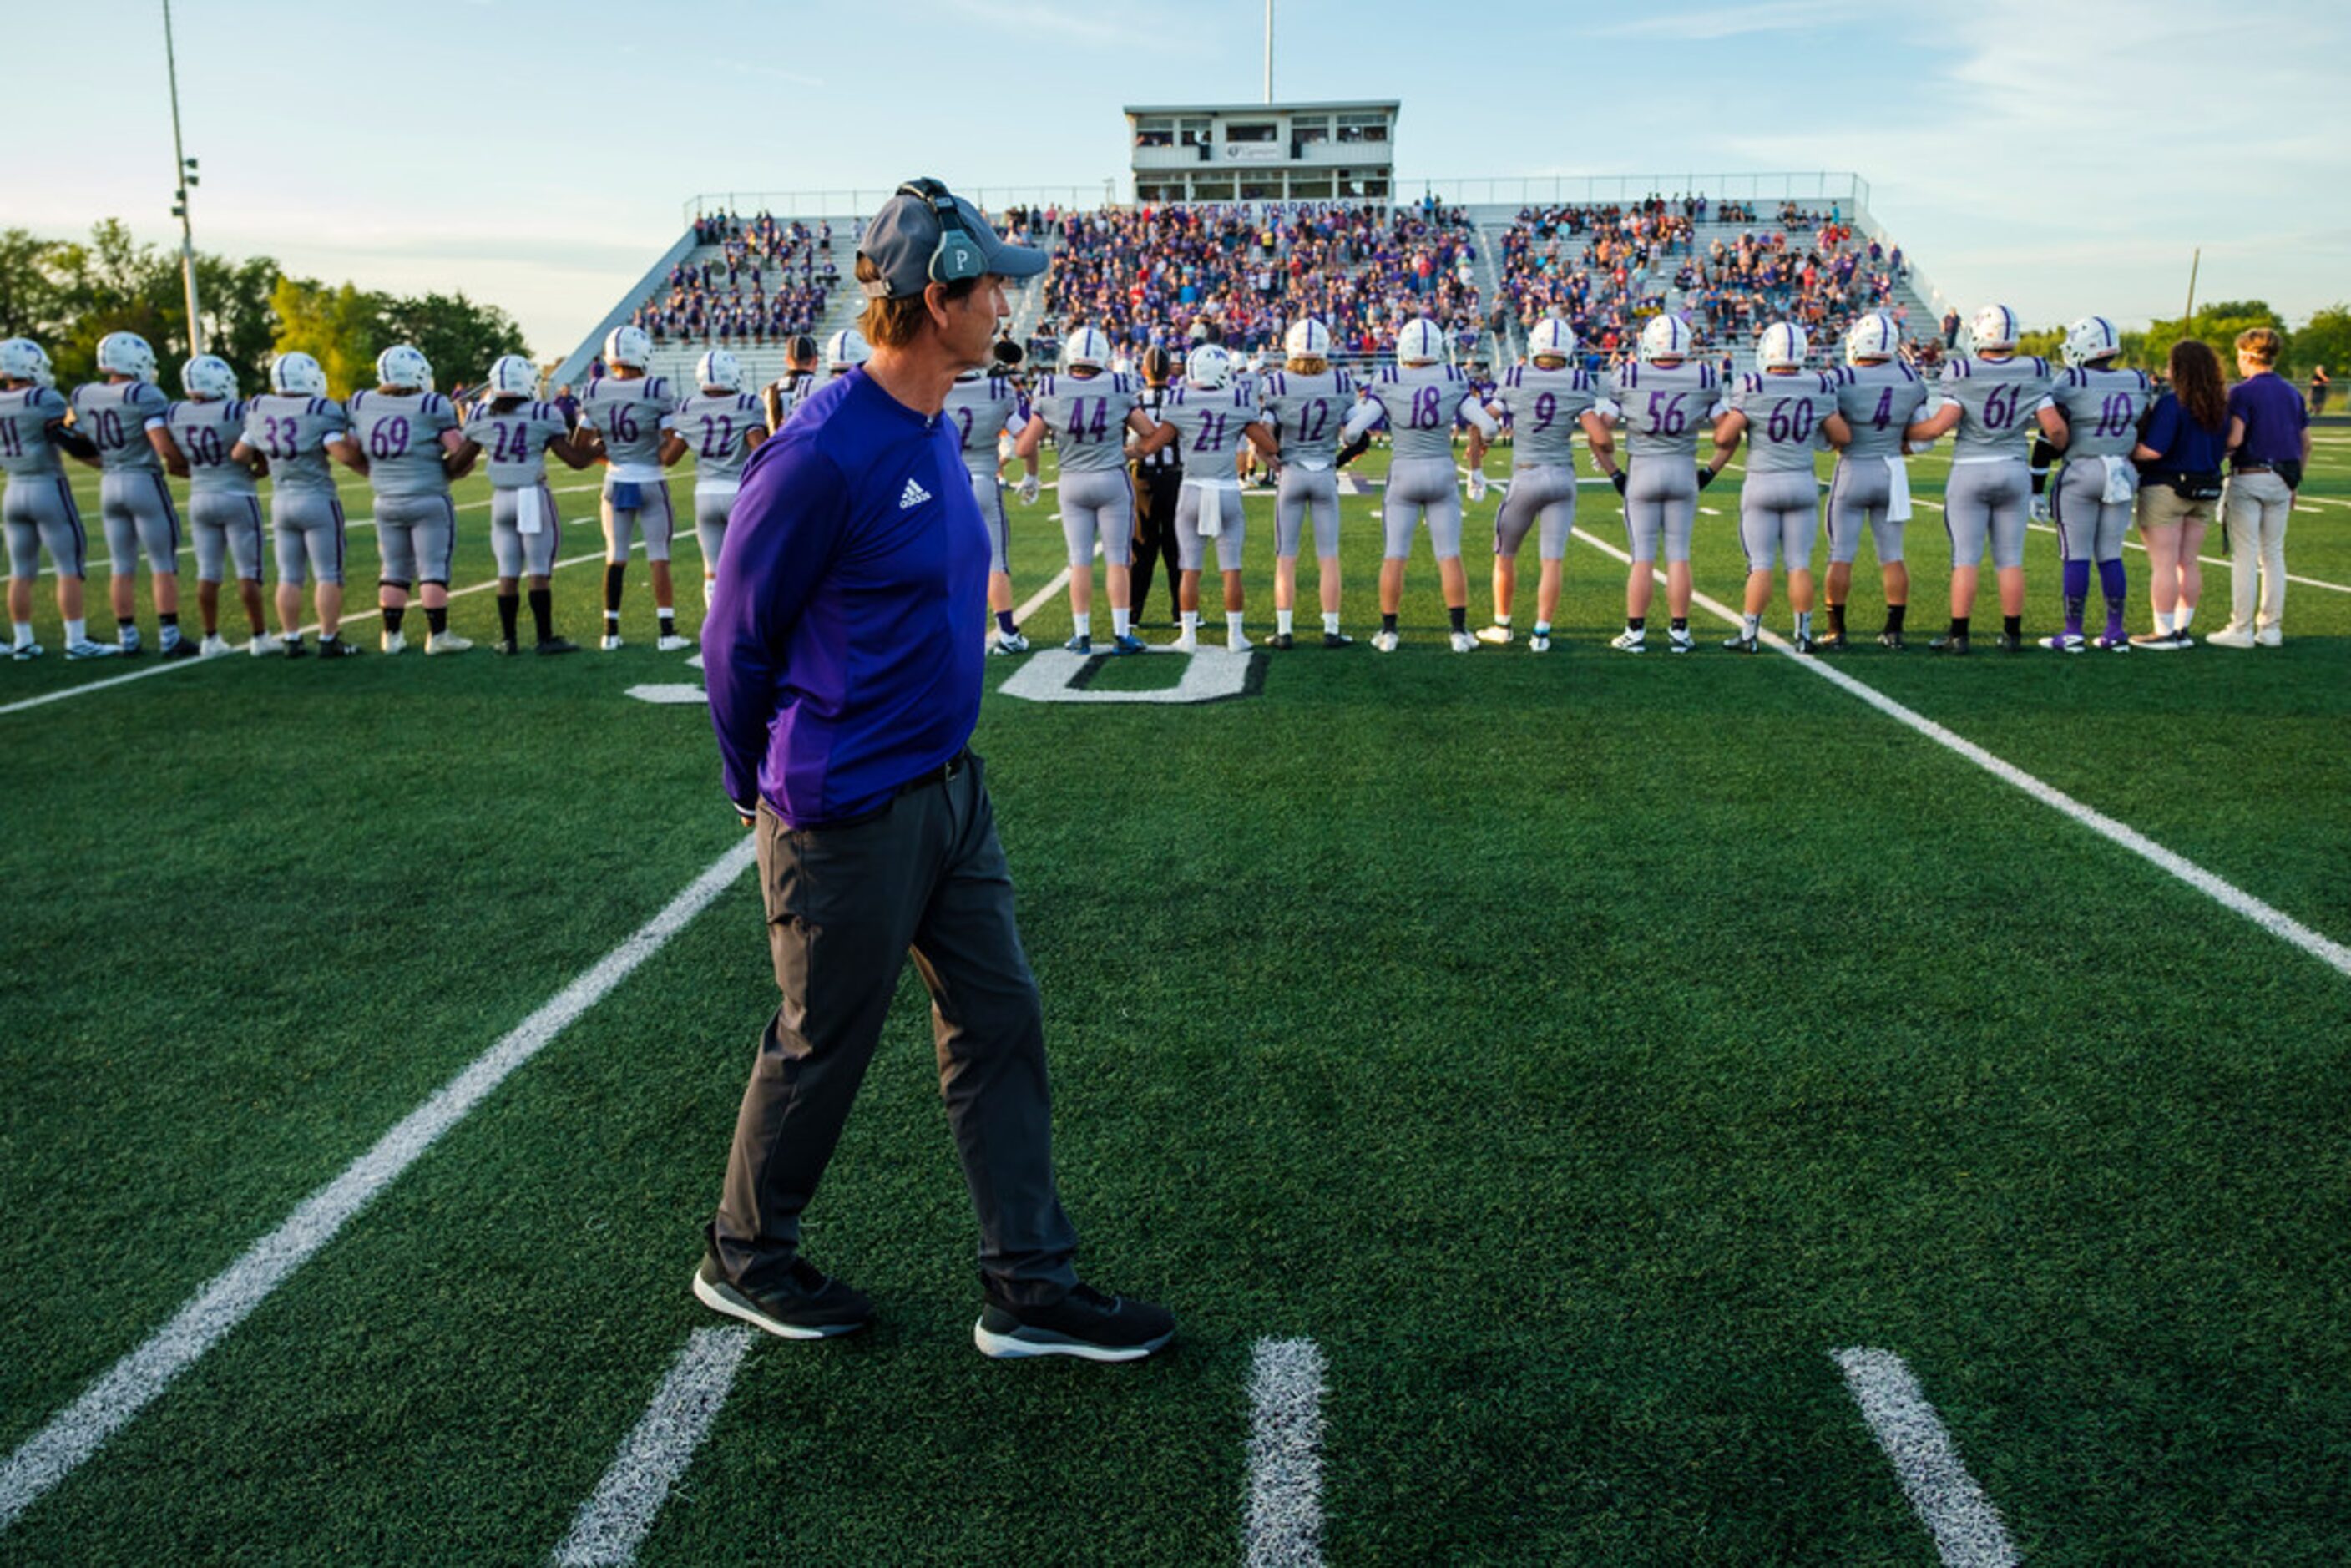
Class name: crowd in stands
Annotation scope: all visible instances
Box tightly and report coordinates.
[629,212,852,346]
[1037,202,1485,360]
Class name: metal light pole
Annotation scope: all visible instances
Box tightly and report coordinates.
[161,0,204,356]
[1264,0,1273,104]
[2182,247,2201,326]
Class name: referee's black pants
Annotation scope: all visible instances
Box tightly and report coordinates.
[1130,463,1184,625]
[710,753,1079,1306]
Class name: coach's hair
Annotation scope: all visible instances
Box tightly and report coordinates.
[855,255,978,351]
[2234,327,2283,367]
[2170,339,2227,434]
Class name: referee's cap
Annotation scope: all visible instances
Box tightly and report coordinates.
[859,180,1047,300]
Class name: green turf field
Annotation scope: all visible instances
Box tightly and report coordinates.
[3,431,2348,1565]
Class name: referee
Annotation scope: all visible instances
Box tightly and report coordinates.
[1129,345,1184,626]
[696,179,1175,1362]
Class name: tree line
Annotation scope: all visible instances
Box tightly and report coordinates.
[2014,300,2349,382]
[0,220,528,399]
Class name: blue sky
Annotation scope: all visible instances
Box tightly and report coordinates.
[14,0,2346,359]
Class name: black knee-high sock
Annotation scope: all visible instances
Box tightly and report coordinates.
[383,605,406,634]
[2029,435,2058,496]
[604,563,627,615]
[528,588,553,641]
[498,593,519,640]
[426,605,448,635]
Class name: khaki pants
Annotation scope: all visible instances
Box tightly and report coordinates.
[2220,470,2292,633]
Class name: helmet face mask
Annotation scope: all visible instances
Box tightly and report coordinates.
[696,348,742,392]
[270,352,327,397]
[180,354,237,400]
[604,325,653,371]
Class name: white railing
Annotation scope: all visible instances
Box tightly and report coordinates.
[1402,172,1871,211]
[681,186,1116,227]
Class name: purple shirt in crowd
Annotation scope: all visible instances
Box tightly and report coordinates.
[2227,371,2308,469]
[702,367,987,827]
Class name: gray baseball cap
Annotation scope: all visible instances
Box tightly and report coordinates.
[857,182,1047,300]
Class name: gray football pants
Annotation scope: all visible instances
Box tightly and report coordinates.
[1944,459,2028,569]
[968,471,1011,574]
[99,470,180,576]
[2222,469,2293,633]
[190,493,265,584]
[1737,471,1821,573]
[3,475,88,579]
[1383,456,1464,559]
[273,492,346,587]
[711,753,1079,1307]
[695,488,736,577]
[1623,457,1697,564]
[1274,464,1340,558]
[1058,468,1133,567]
[1825,458,1905,564]
[2052,461,2132,563]
[1494,463,1577,561]
[376,493,457,585]
[1174,483,1248,572]
[489,485,561,578]
[603,478,675,563]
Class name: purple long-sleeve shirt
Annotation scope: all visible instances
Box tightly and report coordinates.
[702,367,988,827]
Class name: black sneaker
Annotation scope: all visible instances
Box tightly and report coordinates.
[1267,631,1295,650]
[1878,629,1906,650]
[1813,632,1848,653]
[1322,630,1355,650]
[693,1251,872,1340]
[316,635,361,659]
[493,636,520,656]
[1929,632,1969,656]
[283,636,310,659]
[159,636,200,660]
[537,636,582,655]
[1994,631,2025,653]
[973,1282,1175,1362]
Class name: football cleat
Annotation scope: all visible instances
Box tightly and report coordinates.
[1878,629,1907,650]
[2203,625,2255,649]
[656,633,690,651]
[2092,632,2131,652]
[1172,628,1199,654]
[600,634,624,651]
[65,638,120,660]
[426,630,473,655]
[1475,624,1514,645]
[1322,630,1354,649]
[1792,634,1817,654]
[1529,632,1551,653]
[12,640,43,660]
[247,632,281,657]
[1449,630,1476,654]
[1667,628,1696,654]
[1062,633,1091,655]
[283,635,310,659]
[493,636,520,656]
[1111,633,1147,655]
[199,634,230,657]
[1994,631,2025,652]
[1267,631,1295,651]
[988,632,1029,656]
[1371,629,1400,652]
[1929,632,1970,655]
[2128,630,2187,650]
[2256,626,2282,648]
[381,630,407,655]
[1813,632,1849,653]
[1227,631,1253,652]
[1609,629,1646,653]
[2029,495,2052,524]
[159,636,199,660]
[117,625,143,655]
[2040,632,2086,654]
[1723,633,1757,653]
[535,636,580,655]
[316,635,361,659]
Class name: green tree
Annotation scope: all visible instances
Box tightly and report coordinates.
[2131,299,2288,378]
[270,276,383,399]
[40,220,180,387]
[0,228,66,341]
[2015,326,2065,361]
[190,251,286,395]
[2290,304,2348,382]
[374,291,528,392]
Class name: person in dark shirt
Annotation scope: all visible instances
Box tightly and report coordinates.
[2207,327,2311,647]
[695,179,1175,1363]
[2127,340,2230,648]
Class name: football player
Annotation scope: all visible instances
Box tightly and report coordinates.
[1151,343,1277,652]
[2036,315,2149,653]
[575,326,685,650]
[1337,318,1501,652]
[1905,304,2055,654]
[235,352,362,657]
[1256,318,1355,649]
[759,333,820,433]
[1588,314,1725,654]
[457,353,595,655]
[168,355,275,655]
[73,331,195,656]
[341,343,473,654]
[1464,318,1608,653]
[940,355,1038,654]
[1014,326,1175,654]
[1711,323,1850,652]
[1823,313,1933,650]
[663,348,766,613]
[1,338,116,659]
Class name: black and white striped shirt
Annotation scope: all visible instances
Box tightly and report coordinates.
[1134,382,1183,473]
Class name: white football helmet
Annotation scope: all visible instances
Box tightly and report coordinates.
[1970,303,2020,352]
[1394,317,1447,365]
[1063,326,1113,372]
[695,348,742,392]
[0,337,45,382]
[270,352,328,397]
[604,324,653,371]
[97,331,158,382]
[1756,322,1807,372]
[1527,318,1577,364]
[2063,315,2121,368]
[1186,343,1232,391]
[180,354,237,400]
[824,328,870,374]
[1638,314,1693,362]
[1284,317,1332,359]
[485,353,538,400]
[376,343,432,391]
[1845,312,1899,364]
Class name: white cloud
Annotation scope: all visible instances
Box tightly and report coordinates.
[1595,0,1879,39]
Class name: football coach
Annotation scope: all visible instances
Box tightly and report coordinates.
[695,179,1174,1362]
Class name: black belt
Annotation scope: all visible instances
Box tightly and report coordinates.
[894,749,970,798]
[2233,463,2275,474]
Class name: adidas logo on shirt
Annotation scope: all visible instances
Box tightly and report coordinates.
[899,477,932,510]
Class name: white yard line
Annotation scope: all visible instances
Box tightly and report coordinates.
[1833,1348,2020,1568]
[2022,522,2350,594]
[0,837,759,1535]
[1571,526,2351,980]
[551,1328,754,1567]
[1243,1338,1328,1568]
[0,544,631,718]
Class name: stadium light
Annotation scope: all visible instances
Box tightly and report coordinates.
[1263,0,1273,104]
[160,0,204,357]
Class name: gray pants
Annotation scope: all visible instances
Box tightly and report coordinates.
[4,475,87,579]
[1944,459,2028,569]
[376,492,457,585]
[100,470,180,576]
[1174,483,1247,572]
[968,471,1010,574]
[2052,461,2132,563]
[1825,458,1905,564]
[694,488,736,576]
[2222,469,2293,632]
[1494,463,1577,560]
[190,492,265,584]
[1058,468,1133,567]
[489,485,561,578]
[603,478,675,563]
[1383,456,1463,559]
[1623,456,1697,564]
[1274,464,1340,558]
[273,491,346,586]
[1738,471,1820,573]
[711,754,1079,1305]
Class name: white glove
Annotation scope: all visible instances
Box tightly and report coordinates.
[1017,473,1040,505]
[1466,471,1489,503]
